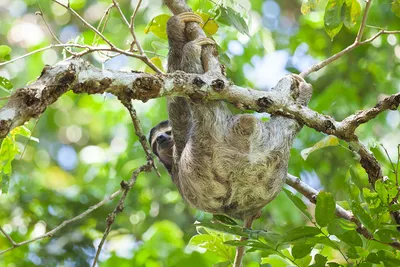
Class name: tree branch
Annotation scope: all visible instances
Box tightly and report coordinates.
[92,164,150,266]
[1,58,398,146]
[0,183,125,255]
[300,0,400,78]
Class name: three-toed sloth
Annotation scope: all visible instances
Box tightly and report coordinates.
[149,12,313,220]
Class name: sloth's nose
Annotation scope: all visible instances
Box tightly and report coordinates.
[156,134,169,143]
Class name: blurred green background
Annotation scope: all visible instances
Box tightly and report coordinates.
[0,0,399,266]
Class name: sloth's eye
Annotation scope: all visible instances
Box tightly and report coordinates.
[165,130,172,135]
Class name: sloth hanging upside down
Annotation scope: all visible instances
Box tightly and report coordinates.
[149,12,313,220]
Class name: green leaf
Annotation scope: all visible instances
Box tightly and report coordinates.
[0,76,13,90]
[224,240,273,251]
[144,14,171,40]
[350,201,376,231]
[366,252,381,264]
[301,135,339,160]
[196,221,248,237]
[327,218,357,236]
[339,230,363,247]
[12,126,31,138]
[283,188,313,221]
[315,191,336,227]
[342,0,361,28]
[213,215,238,225]
[346,246,360,259]
[375,179,390,204]
[1,174,10,194]
[374,229,400,243]
[392,0,400,18]
[190,233,234,261]
[0,45,11,61]
[144,57,164,74]
[324,0,345,40]
[310,254,328,267]
[258,232,283,247]
[301,0,319,15]
[218,6,249,36]
[0,135,19,175]
[282,226,321,242]
[291,244,313,259]
[389,203,400,211]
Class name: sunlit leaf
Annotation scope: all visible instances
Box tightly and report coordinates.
[301,0,319,15]
[0,135,19,175]
[392,0,400,18]
[315,191,336,227]
[324,0,345,39]
[69,0,86,10]
[0,45,11,61]
[0,76,13,90]
[196,12,219,35]
[190,234,233,260]
[283,188,313,221]
[12,125,31,137]
[301,135,339,160]
[342,0,361,29]
[218,6,249,36]
[144,14,171,40]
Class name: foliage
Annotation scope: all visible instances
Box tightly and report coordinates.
[0,0,399,266]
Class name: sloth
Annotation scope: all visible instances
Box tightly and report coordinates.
[149,12,313,220]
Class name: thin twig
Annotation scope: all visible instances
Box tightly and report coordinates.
[36,1,62,45]
[92,3,114,46]
[355,0,373,43]
[0,188,124,255]
[129,0,143,51]
[122,101,161,178]
[111,0,161,73]
[381,144,396,173]
[0,44,88,67]
[0,226,17,246]
[52,0,116,48]
[299,0,400,78]
[92,165,149,266]
[233,217,254,267]
[396,144,400,186]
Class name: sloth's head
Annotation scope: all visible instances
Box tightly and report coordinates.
[149,120,173,172]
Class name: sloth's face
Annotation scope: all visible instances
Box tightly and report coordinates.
[155,130,173,167]
[150,122,174,170]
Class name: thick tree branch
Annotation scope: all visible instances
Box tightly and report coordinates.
[2,59,398,143]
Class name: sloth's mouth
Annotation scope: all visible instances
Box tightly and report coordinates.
[158,139,173,149]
